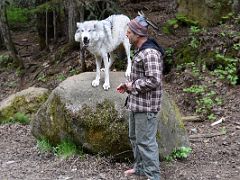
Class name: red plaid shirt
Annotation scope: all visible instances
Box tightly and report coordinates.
[126,48,163,112]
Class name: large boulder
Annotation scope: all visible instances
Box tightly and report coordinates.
[0,87,49,123]
[31,72,189,159]
[177,0,237,26]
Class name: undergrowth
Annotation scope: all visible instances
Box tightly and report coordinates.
[1,112,30,125]
[37,138,84,159]
[165,146,192,161]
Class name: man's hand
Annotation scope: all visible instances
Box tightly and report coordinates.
[117,82,133,94]
[117,83,127,93]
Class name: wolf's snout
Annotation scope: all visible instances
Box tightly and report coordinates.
[83,37,89,44]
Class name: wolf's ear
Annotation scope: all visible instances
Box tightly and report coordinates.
[76,22,82,28]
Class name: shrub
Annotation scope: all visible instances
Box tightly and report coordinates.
[53,139,78,159]
[1,112,30,125]
[37,138,52,153]
[7,6,30,25]
[165,146,192,161]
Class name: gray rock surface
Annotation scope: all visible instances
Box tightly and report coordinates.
[31,72,189,159]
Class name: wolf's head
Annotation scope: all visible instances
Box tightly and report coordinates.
[75,21,101,47]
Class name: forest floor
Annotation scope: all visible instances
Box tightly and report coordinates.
[0,0,240,180]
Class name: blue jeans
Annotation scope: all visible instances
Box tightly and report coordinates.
[129,112,160,180]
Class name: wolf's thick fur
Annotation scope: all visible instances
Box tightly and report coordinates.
[75,14,131,90]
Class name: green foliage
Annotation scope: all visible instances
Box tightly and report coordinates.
[130,49,134,59]
[162,19,178,34]
[69,68,79,76]
[185,62,201,77]
[183,85,222,121]
[164,47,175,70]
[212,54,238,85]
[188,26,203,49]
[1,112,29,125]
[233,43,240,51]
[220,12,234,24]
[190,26,202,35]
[53,139,78,159]
[189,36,200,48]
[176,14,198,26]
[0,55,13,67]
[165,146,192,161]
[37,138,52,153]
[163,14,199,34]
[6,6,30,25]
[207,113,216,121]
[183,85,205,94]
[196,91,215,114]
[6,81,17,88]
[37,73,47,82]
[36,138,84,159]
[56,73,66,81]
[165,47,174,57]
[14,112,29,124]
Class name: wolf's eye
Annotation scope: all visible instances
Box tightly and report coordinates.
[81,30,84,32]
[88,30,91,32]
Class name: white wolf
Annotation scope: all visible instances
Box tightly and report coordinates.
[75,14,131,90]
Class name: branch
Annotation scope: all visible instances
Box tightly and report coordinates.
[189,132,226,139]
[182,116,203,122]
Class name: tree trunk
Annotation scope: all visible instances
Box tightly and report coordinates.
[66,0,78,43]
[0,31,4,49]
[78,5,86,72]
[35,0,47,50]
[45,9,48,47]
[53,9,57,43]
[0,1,24,69]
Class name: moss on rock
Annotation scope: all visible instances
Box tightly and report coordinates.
[74,100,130,155]
[0,87,49,124]
[178,0,233,26]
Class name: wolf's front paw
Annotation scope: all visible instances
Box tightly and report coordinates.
[125,68,131,77]
[103,82,110,90]
[92,79,100,87]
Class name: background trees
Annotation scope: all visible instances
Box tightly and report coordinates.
[0,0,120,70]
[0,0,24,69]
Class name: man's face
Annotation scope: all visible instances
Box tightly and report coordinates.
[126,28,138,46]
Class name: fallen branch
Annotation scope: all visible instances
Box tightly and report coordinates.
[189,132,226,139]
[182,116,203,122]
[14,41,31,47]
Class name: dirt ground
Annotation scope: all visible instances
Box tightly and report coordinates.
[0,0,240,180]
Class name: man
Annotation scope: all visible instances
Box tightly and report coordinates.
[117,15,164,180]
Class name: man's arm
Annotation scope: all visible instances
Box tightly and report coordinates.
[132,50,162,93]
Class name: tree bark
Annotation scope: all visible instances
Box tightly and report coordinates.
[0,31,4,49]
[53,9,57,43]
[35,0,47,50]
[78,5,86,72]
[45,9,48,47]
[66,0,78,43]
[0,1,24,69]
